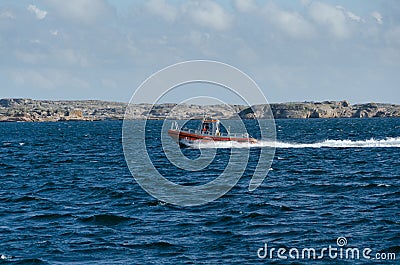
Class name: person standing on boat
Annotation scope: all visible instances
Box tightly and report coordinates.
[203,123,209,133]
[215,120,221,136]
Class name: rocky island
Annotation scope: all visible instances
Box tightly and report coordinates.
[1,98,400,122]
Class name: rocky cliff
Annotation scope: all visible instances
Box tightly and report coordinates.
[0,98,399,122]
[240,100,400,119]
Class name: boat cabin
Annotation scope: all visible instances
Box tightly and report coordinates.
[201,119,220,135]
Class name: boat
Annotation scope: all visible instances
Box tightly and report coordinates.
[168,117,257,148]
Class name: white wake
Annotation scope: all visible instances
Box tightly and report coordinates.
[187,137,400,149]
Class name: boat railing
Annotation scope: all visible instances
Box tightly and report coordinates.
[171,121,179,130]
[178,127,249,138]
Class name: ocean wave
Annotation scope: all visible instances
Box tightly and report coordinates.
[78,214,133,226]
[187,137,400,149]
[1,254,12,260]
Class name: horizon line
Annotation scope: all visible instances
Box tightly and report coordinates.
[1,97,400,106]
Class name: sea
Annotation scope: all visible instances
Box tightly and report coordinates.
[0,118,399,264]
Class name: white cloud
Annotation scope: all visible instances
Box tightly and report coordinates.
[336,5,364,23]
[236,46,258,64]
[371,11,383,25]
[101,78,117,90]
[233,0,257,13]
[188,1,233,31]
[346,11,362,22]
[309,2,350,38]
[27,4,47,20]
[188,30,210,46]
[14,46,90,67]
[13,70,54,89]
[50,29,58,36]
[15,50,46,64]
[12,69,90,91]
[300,0,312,7]
[2,0,400,103]
[263,3,315,39]
[385,26,400,46]
[42,0,114,25]
[0,10,15,19]
[54,49,90,67]
[145,0,177,22]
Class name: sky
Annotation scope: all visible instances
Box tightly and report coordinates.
[0,0,399,104]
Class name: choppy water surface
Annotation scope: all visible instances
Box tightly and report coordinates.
[0,118,399,264]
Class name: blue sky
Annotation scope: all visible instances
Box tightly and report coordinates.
[0,0,399,104]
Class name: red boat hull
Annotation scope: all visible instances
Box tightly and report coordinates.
[168,129,257,146]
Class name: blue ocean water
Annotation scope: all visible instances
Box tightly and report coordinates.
[0,118,399,264]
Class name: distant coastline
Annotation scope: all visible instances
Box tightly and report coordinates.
[1,98,400,122]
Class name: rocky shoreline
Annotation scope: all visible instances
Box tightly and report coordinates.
[1,98,400,122]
